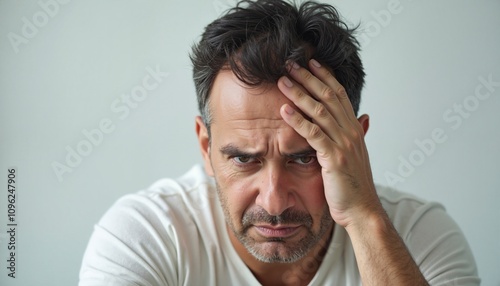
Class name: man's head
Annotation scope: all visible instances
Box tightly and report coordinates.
[191,0,365,135]
[191,0,365,264]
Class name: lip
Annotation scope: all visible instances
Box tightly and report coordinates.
[253,224,302,238]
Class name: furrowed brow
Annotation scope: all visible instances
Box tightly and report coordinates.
[219,144,264,158]
[283,147,317,159]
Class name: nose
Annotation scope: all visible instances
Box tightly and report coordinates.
[255,165,295,216]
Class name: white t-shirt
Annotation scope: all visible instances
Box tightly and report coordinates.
[79,165,480,286]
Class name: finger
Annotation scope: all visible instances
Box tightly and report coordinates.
[307,59,358,122]
[280,103,337,163]
[278,75,342,139]
[287,61,351,128]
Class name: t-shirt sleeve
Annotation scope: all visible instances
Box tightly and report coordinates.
[78,194,179,286]
[403,203,481,286]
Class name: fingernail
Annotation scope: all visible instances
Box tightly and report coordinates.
[284,104,295,115]
[283,76,293,87]
[292,62,300,70]
[310,59,321,68]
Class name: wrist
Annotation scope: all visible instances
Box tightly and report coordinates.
[343,202,389,237]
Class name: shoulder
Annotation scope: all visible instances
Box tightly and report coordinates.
[375,184,437,210]
[97,165,220,253]
[375,184,458,246]
[375,185,480,285]
[375,184,444,232]
[79,165,220,286]
[106,164,216,223]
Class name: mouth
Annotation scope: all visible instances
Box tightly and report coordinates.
[253,224,302,238]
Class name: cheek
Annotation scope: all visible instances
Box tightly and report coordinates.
[213,162,257,221]
[296,173,327,211]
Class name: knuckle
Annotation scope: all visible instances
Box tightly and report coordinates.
[350,128,362,141]
[295,90,311,105]
[308,124,323,139]
[343,138,355,152]
[295,89,306,100]
[334,152,348,168]
[314,104,329,118]
[295,115,306,129]
[336,86,348,99]
[341,130,362,151]
[301,69,314,81]
[321,87,337,102]
[351,128,364,142]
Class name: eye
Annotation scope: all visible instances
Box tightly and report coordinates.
[293,156,317,165]
[233,156,255,164]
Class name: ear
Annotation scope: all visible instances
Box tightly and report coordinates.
[195,116,214,176]
[357,114,370,137]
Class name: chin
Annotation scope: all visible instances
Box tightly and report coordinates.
[240,234,315,264]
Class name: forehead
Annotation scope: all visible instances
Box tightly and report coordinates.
[207,70,310,153]
[209,70,292,127]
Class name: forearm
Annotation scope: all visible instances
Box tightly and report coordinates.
[345,206,429,286]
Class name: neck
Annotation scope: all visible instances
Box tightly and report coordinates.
[227,224,334,286]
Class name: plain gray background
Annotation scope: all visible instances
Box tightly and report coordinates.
[1,0,499,285]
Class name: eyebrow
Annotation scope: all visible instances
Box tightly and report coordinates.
[283,148,316,158]
[219,144,264,158]
[219,144,316,158]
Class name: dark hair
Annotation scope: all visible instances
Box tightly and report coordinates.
[190,0,365,133]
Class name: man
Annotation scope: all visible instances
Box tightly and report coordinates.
[79,0,480,285]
